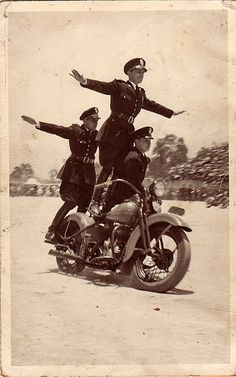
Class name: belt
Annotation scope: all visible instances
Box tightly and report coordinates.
[111,112,135,125]
[72,156,95,164]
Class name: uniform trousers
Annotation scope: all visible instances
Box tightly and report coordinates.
[48,181,94,232]
[93,142,129,203]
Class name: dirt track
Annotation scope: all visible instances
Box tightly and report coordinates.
[10,197,230,366]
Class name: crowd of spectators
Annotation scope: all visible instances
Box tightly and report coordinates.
[167,142,229,208]
[168,142,228,184]
[10,183,60,197]
[165,184,229,207]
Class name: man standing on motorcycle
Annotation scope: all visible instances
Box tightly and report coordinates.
[70,58,186,212]
[105,126,154,210]
[21,107,100,243]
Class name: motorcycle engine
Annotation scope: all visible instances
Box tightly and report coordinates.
[83,222,132,261]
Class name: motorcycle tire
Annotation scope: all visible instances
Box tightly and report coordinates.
[131,224,191,293]
[56,215,85,274]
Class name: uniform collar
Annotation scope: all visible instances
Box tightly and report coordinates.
[127,80,139,90]
[134,146,146,159]
[81,124,94,133]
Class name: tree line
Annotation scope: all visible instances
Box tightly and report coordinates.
[10,135,229,185]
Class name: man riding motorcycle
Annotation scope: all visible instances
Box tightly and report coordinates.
[104,126,153,212]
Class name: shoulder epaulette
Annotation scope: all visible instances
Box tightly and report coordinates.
[72,124,83,136]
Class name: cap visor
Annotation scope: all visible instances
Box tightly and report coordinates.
[88,115,100,120]
[134,65,147,72]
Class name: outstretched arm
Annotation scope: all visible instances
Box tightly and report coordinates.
[142,95,174,118]
[21,115,79,139]
[142,94,186,118]
[70,69,117,95]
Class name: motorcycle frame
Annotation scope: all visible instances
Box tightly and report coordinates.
[138,203,151,250]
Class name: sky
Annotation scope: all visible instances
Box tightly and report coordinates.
[8,8,228,178]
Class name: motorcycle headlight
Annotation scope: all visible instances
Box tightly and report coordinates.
[149,179,166,198]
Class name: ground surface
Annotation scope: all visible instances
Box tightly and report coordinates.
[10,197,230,366]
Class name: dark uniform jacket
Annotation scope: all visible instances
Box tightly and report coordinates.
[81,79,173,148]
[38,122,98,185]
[110,147,150,206]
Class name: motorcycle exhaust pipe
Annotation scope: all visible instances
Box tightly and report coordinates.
[48,248,83,262]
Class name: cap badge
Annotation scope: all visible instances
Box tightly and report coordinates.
[140,58,144,66]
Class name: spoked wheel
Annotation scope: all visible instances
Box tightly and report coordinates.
[131,224,191,292]
[56,216,85,274]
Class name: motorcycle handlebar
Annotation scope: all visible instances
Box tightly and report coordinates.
[94,178,142,197]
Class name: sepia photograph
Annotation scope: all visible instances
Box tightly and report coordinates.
[1,0,236,376]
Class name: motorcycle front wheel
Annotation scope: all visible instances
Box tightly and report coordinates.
[131,224,191,293]
[56,215,85,274]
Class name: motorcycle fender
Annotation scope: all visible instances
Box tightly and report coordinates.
[123,212,191,263]
[65,212,95,232]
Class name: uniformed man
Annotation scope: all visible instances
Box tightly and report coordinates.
[70,58,186,210]
[21,107,100,243]
[106,126,154,210]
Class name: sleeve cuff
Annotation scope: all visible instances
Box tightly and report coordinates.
[80,78,88,86]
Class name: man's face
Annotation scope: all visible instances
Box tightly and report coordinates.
[127,68,145,85]
[135,137,152,153]
[84,116,99,130]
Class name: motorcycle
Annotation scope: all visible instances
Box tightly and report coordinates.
[48,179,192,292]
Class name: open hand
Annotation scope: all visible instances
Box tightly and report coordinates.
[21,115,37,125]
[69,69,86,84]
[173,110,187,116]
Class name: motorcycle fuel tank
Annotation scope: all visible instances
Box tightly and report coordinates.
[106,200,139,225]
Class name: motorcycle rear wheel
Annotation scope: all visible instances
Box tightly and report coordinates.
[56,215,85,274]
[131,224,191,293]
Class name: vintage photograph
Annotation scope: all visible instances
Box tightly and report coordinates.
[1,1,235,375]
